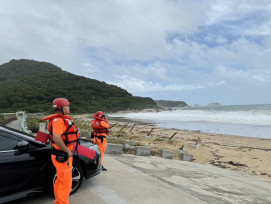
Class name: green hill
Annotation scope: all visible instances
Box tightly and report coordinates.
[0,59,157,113]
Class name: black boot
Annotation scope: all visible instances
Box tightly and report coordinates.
[102,166,107,171]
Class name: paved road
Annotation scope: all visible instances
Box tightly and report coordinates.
[5,117,22,131]
[112,155,271,204]
[12,154,271,204]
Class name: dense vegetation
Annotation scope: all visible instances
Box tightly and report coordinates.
[0,59,157,113]
[155,100,188,108]
[26,116,41,133]
[0,114,5,121]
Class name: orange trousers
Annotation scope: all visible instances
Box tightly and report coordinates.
[51,155,73,204]
[94,137,107,166]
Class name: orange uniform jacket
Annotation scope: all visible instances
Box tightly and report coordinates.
[43,115,75,204]
[91,119,109,165]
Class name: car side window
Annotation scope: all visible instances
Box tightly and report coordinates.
[0,131,20,151]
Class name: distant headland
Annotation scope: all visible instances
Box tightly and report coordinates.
[155,100,189,108]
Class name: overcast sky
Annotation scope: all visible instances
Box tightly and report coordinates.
[1,0,271,106]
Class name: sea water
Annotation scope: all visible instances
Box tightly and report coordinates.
[110,104,271,139]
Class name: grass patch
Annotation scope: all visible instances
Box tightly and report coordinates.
[133,141,144,146]
[27,117,41,133]
[75,122,92,132]
[150,149,159,156]
[107,137,125,145]
[130,135,141,140]
[167,140,174,144]
[79,129,91,139]
[154,138,164,142]
[0,114,6,121]
[239,146,254,151]
[110,131,128,139]
[123,148,134,154]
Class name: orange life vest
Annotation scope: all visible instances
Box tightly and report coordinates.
[91,119,109,136]
[43,114,80,148]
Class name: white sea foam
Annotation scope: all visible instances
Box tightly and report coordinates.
[110,104,271,138]
[112,109,271,126]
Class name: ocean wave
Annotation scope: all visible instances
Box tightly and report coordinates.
[111,106,271,126]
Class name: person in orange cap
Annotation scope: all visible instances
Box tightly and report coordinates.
[91,111,110,171]
[43,98,80,204]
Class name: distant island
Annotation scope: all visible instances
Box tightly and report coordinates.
[208,102,222,106]
[155,100,189,108]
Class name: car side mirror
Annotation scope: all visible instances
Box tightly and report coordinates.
[17,140,30,153]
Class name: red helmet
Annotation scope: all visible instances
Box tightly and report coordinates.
[93,111,105,120]
[53,98,70,110]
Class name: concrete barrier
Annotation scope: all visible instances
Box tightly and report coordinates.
[106,143,123,155]
[179,150,193,162]
[134,146,150,156]
[160,150,174,159]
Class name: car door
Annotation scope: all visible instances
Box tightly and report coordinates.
[0,130,42,196]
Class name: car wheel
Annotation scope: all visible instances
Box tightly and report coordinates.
[52,162,84,195]
[70,162,84,194]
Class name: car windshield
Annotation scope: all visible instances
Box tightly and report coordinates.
[0,125,39,142]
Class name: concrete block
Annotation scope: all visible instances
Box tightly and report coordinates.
[134,146,150,156]
[179,151,193,162]
[106,143,123,155]
[160,150,174,159]
[179,150,188,154]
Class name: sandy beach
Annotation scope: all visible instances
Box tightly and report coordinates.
[75,115,271,182]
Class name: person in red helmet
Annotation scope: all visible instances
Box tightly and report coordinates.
[43,98,80,204]
[91,111,110,171]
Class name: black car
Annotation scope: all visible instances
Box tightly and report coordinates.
[0,125,102,203]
